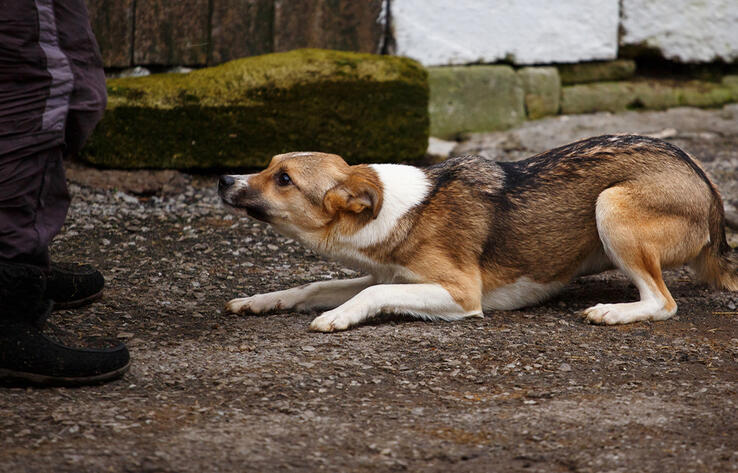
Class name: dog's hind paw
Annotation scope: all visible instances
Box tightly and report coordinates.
[583,301,675,325]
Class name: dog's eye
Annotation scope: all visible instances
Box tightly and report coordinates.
[277,172,292,187]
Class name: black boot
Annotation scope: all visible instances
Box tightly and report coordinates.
[0,262,130,387]
[47,262,105,309]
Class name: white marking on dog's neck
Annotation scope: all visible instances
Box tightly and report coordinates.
[339,164,430,249]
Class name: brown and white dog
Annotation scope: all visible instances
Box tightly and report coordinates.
[218,135,737,332]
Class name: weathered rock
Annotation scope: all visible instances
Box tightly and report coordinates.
[392,0,619,66]
[86,0,134,68]
[429,66,525,138]
[517,67,560,120]
[82,49,428,169]
[561,79,737,115]
[558,60,636,85]
[274,0,385,54]
[620,0,738,63]
[134,0,209,65]
[209,0,274,65]
[426,137,456,161]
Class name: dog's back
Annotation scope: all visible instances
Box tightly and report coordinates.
[393,135,734,314]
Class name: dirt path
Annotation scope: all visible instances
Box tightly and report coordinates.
[1,106,736,472]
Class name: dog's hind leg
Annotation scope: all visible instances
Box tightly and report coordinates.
[226,276,375,315]
[584,184,708,325]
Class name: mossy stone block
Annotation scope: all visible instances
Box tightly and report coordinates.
[82,49,429,169]
[558,60,636,85]
[517,67,561,120]
[561,79,736,115]
[678,81,733,108]
[429,65,524,139]
[630,82,681,110]
[561,82,634,114]
[723,75,738,100]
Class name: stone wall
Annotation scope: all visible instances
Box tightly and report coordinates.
[86,0,737,69]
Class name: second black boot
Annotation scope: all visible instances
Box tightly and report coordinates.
[47,261,105,309]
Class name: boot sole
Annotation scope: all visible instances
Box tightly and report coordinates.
[52,290,104,310]
[0,360,130,387]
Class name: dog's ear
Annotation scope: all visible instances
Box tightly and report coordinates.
[323,167,383,219]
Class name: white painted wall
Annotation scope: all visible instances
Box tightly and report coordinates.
[390,0,738,66]
[621,0,738,63]
[391,0,620,66]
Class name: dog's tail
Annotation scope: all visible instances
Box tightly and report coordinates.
[692,191,738,291]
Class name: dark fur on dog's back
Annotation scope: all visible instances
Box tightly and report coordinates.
[409,135,731,289]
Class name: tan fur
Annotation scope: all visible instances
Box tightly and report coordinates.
[322,164,384,237]
[219,135,737,330]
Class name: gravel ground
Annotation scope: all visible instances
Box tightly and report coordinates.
[1,106,737,473]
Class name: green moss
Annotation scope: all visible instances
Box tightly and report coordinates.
[84,49,429,169]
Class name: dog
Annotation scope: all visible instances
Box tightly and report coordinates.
[217,135,737,332]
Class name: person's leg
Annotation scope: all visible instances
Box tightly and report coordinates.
[54,0,107,160]
[0,0,72,267]
[0,0,128,386]
[39,0,110,308]
[0,148,68,267]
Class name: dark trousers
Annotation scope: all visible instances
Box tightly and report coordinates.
[0,0,106,267]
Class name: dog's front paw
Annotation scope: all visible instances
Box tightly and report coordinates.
[225,294,286,315]
[309,310,352,332]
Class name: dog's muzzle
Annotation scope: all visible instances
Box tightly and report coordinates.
[218,175,235,192]
[218,175,270,222]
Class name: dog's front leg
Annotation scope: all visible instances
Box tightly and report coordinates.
[225,276,376,315]
[309,283,483,332]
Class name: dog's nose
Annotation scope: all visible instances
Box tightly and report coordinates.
[219,175,235,189]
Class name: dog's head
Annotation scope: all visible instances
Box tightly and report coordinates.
[218,152,383,241]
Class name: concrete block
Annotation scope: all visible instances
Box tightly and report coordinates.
[134,0,209,65]
[429,66,524,138]
[518,67,560,120]
[621,0,738,63]
[392,0,619,66]
[558,60,636,85]
[209,0,274,65]
[86,0,134,68]
[274,0,385,53]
